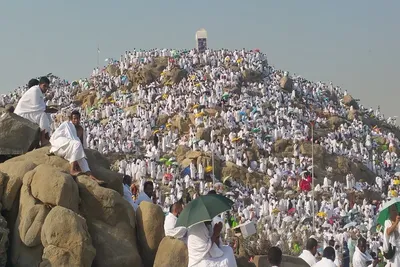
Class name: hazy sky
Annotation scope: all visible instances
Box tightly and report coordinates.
[1,0,399,117]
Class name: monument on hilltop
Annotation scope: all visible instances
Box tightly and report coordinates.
[195,28,207,52]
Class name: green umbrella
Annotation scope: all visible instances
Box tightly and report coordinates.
[176,194,234,228]
[252,128,260,133]
[377,198,400,226]
[159,158,168,162]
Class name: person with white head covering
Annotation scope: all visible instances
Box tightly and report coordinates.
[187,219,237,267]
[15,77,53,146]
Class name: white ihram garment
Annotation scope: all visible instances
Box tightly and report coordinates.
[49,121,89,173]
[164,213,187,240]
[187,222,237,267]
[352,247,373,267]
[14,85,51,133]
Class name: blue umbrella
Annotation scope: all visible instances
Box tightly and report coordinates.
[181,166,191,177]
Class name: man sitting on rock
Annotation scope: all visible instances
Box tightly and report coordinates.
[14,77,54,146]
[164,201,187,241]
[49,110,104,184]
[187,219,237,267]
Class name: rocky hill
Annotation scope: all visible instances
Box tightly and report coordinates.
[1,48,399,266]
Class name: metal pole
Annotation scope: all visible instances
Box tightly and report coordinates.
[311,122,315,233]
[212,143,215,185]
[97,45,100,69]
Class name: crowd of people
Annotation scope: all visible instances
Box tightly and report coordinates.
[1,47,400,267]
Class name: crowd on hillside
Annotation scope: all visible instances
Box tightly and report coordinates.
[2,48,400,266]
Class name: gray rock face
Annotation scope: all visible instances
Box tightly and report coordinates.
[0,113,40,155]
[0,211,9,267]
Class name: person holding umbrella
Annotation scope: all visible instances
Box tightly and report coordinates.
[176,193,237,267]
[379,199,400,266]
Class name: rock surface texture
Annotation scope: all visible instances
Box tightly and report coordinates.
[0,147,142,267]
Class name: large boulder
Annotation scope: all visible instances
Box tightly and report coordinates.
[162,67,188,84]
[127,57,168,87]
[10,169,45,267]
[185,150,202,159]
[106,65,121,77]
[175,145,191,162]
[342,95,359,109]
[171,115,190,134]
[136,201,165,267]
[153,237,188,267]
[347,109,359,121]
[0,213,8,267]
[30,164,79,212]
[74,90,97,108]
[243,70,262,83]
[327,116,345,130]
[75,175,142,267]
[274,139,290,153]
[0,113,40,156]
[2,147,142,267]
[196,127,211,142]
[7,147,122,195]
[279,76,293,91]
[0,160,37,211]
[222,162,248,183]
[40,206,96,267]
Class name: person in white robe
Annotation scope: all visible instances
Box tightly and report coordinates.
[164,201,187,240]
[15,77,54,146]
[299,238,318,266]
[312,247,336,267]
[383,204,400,267]
[352,237,377,267]
[134,181,154,210]
[187,221,237,267]
[49,110,104,184]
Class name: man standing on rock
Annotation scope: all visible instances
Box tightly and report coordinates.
[49,110,105,185]
[14,77,55,146]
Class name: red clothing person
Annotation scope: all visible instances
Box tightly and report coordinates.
[299,175,312,192]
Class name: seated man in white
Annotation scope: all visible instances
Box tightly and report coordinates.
[164,201,187,240]
[49,110,104,184]
[187,219,237,267]
[134,181,154,210]
[15,77,55,146]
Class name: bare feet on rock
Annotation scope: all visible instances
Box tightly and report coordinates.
[89,175,106,185]
[70,171,82,177]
